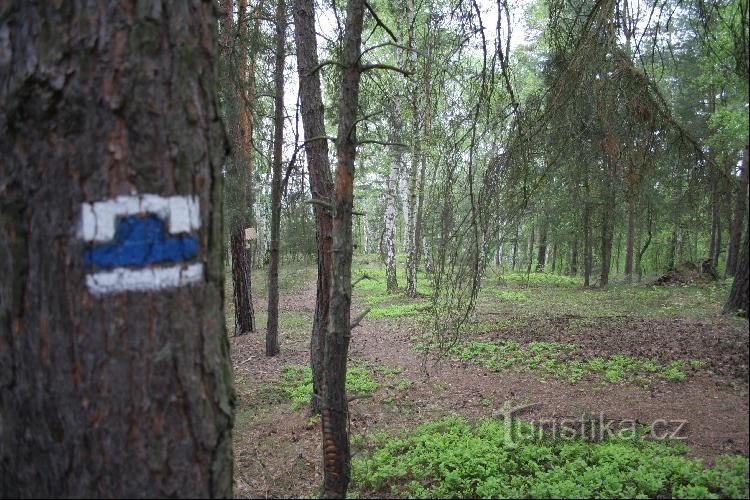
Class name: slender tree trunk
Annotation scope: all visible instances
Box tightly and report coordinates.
[0,2,233,496]
[266,0,285,357]
[415,23,433,272]
[624,197,635,283]
[551,241,558,274]
[384,83,404,293]
[536,220,548,272]
[511,219,519,270]
[583,180,593,287]
[637,205,653,282]
[570,233,578,276]
[385,141,400,292]
[405,0,420,298]
[293,0,334,414]
[232,227,256,333]
[322,0,365,496]
[526,226,536,276]
[600,159,615,287]
[727,145,749,277]
[724,231,749,317]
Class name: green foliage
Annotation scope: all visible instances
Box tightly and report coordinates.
[501,272,582,287]
[443,340,696,385]
[369,303,432,319]
[280,365,379,410]
[352,417,750,498]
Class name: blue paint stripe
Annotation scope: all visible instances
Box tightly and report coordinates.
[84,215,198,269]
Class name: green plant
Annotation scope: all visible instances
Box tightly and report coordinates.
[281,365,379,410]
[351,417,749,498]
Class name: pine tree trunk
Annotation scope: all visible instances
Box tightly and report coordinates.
[0,2,233,496]
[266,0,286,357]
[536,221,548,272]
[724,232,749,317]
[511,220,519,270]
[583,180,593,287]
[625,197,635,283]
[232,227,256,333]
[726,145,749,277]
[570,233,578,276]
[322,0,365,496]
[292,0,334,414]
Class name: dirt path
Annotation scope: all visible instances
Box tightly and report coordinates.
[231,281,749,498]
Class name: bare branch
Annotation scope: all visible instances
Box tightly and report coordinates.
[364,1,399,43]
[349,308,371,330]
[359,63,412,76]
[304,60,345,77]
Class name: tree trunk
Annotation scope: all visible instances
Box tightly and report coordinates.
[526,226,536,276]
[414,23,433,272]
[511,220,519,270]
[583,181,593,287]
[624,197,635,283]
[405,0,420,298]
[724,232,749,317]
[536,221,548,272]
[551,241,558,274]
[637,205,653,282]
[232,226,256,333]
[726,145,749,277]
[266,0,286,357]
[385,142,400,292]
[0,2,233,497]
[322,0,365,496]
[570,232,578,276]
[222,0,259,335]
[293,0,335,414]
[600,209,613,287]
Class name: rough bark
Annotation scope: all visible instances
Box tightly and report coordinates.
[232,226,256,334]
[511,220,519,270]
[222,0,259,335]
[322,0,365,496]
[266,0,285,357]
[636,205,653,282]
[536,221,548,272]
[583,179,593,287]
[726,145,749,277]
[724,231,749,317]
[293,0,335,414]
[569,232,578,276]
[624,197,635,282]
[0,2,233,497]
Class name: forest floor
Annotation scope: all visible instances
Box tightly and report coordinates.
[228,257,749,498]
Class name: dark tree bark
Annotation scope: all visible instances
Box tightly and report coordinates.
[536,221,548,272]
[526,226,536,276]
[724,232,749,317]
[266,0,286,357]
[511,219,520,270]
[232,226,256,333]
[600,160,615,287]
[322,0,365,496]
[727,145,749,277]
[293,0,334,415]
[624,197,636,282]
[221,0,257,335]
[551,240,558,274]
[583,179,593,287]
[569,232,578,276]
[636,205,653,282]
[0,2,233,497]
